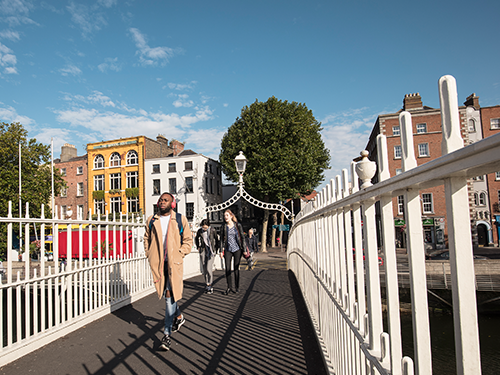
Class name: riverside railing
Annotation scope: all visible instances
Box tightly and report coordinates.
[0,207,150,367]
[288,75,494,375]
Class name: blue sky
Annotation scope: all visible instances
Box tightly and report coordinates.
[1,0,499,189]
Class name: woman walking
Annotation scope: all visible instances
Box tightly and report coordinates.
[195,219,218,294]
[220,209,246,294]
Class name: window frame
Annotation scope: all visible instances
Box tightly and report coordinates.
[168,163,176,173]
[109,173,121,190]
[126,150,138,165]
[185,161,193,171]
[110,152,121,167]
[185,176,193,193]
[416,123,427,133]
[110,196,121,214]
[490,118,500,129]
[152,164,160,174]
[126,171,138,189]
[392,126,400,136]
[186,202,194,220]
[76,166,83,175]
[418,143,429,157]
[169,178,177,194]
[77,182,84,197]
[127,197,139,213]
[94,174,104,191]
[394,145,402,159]
[153,179,161,195]
[479,192,486,206]
[397,195,404,215]
[94,155,104,169]
[422,193,433,214]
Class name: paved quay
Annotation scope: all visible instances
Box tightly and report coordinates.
[0,247,328,375]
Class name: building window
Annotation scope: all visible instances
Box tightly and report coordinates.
[209,164,213,174]
[77,182,84,196]
[60,168,66,176]
[394,145,402,159]
[474,193,479,206]
[110,152,121,167]
[186,177,193,193]
[396,169,402,175]
[126,171,138,188]
[94,155,104,169]
[210,179,213,194]
[126,150,138,165]
[94,199,104,214]
[416,123,427,133]
[169,178,177,194]
[479,192,486,206]
[397,195,404,215]
[185,161,193,171]
[128,197,139,213]
[153,179,160,195]
[186,202,194,220]
[473,175,484,181]
[392,126,400,136]
[205,177,209,193]
[217,180,221,195]
[153,164,160,174]
[110,173,121,190]
[498,190,500,204]
[76,166,83,175]
[422,193,433,214]
[110,197,121,214]
[418,143,429,157]
[94,174,104,191]
[77,205,84,220]
[468,119,476,132]
[168,163,176,172]
[496,172,500,180]
[61,205,67,218]
[60,187,67,197]
[491,118,500,129]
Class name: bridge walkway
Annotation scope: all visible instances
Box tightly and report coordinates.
[0,248,328,375]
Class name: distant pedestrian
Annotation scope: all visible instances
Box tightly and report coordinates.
[144,192,193,351]
[220,209,246,294]
[195,219,218,294]
[246,229,259,253]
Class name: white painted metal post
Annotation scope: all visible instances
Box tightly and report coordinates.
[377,134,403,374]
[400,111,432,375]
[439,75,481,375]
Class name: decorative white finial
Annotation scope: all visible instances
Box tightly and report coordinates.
[355,150,377,189]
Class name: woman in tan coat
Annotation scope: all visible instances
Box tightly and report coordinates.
[144,193,192,351]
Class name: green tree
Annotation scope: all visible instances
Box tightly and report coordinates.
[219,97,330,251]
[0,122,66,260]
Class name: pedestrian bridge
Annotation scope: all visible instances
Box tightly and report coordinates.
[1,75,497,374]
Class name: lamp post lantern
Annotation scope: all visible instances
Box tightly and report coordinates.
[234,151,247,185]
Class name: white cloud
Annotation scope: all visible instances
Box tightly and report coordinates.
[129,28,182,67]
[97,0,117,8]
[67,1,107,37]
[0,29,20,41]
[59,64,82,76]
[0,102,35,126]
[184,128,225,159]
[0,42,17,74]
[167,81,197,91]
[97,57,121,72]
[319,108,377,189]
[0,0,38,27]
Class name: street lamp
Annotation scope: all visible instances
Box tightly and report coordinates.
[234,151,247,185]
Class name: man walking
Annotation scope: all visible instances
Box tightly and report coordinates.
[144,192,193,351]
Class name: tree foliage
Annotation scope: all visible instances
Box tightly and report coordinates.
[220,97,330,202]
[0,122,66,259]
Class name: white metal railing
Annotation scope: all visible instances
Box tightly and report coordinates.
[288,75,493,375]
[0,206,151,367]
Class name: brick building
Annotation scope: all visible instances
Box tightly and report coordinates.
[365,93,475,251]
[54,144,88,219]
[86,135,184,217]
[480,105,500,244]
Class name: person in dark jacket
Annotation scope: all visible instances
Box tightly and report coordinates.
[246,228,259,253]
[220,209,246,294]
[195,219,218,294]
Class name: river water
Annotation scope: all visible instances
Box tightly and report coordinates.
[399,311,500,374]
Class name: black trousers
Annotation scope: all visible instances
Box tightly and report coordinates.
[224,249,242,289]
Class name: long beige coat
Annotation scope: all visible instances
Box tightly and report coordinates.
[144,213,193,302]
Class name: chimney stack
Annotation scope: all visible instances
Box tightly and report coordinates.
[170,139,185,156]
[464,93,480,109]
[60,143,77,162]
[403,93,423,111]
[156,134,168,145]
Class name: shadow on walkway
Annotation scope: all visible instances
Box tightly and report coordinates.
[0,254,328,375]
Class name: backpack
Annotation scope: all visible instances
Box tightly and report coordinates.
[149,212,184,244]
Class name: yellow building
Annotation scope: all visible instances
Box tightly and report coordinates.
[87,135,183,217]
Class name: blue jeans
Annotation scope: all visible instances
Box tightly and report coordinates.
[164,274,180,336]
